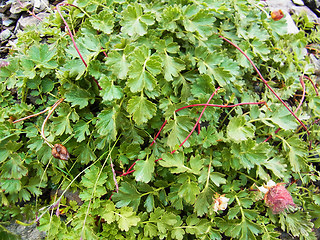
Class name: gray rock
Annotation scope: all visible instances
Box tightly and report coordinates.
[0,1,11,13]
[10,1,31,14]
[291,5,320,23]
[31,0,49,13]
[9,13,22,20]
[292,0,305,5]
[2,17,14,27]
[0,29,12,40]
[17,12,50,29]
[310,54,320,76]
[303,0,320,16]
[303,0,320,8]
[6,222,46,240]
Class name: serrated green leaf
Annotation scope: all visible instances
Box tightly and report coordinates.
[2,153,28,179]
[182,7,215,38]
[284,136,307,172]
[161,54,185,81]
[127,46,161,92]
[269,106,299,130]
[100,77,123,102]
[144,194,155,213]
[89,10,114,34]
[178,175,200,204]
[279,212,315,239]
[227,116,255,142]
[117,207,140,231]
[112,181,141,211]
[210,172,226,186]
[79,165,107,200]
[127,95,157,125]
[133,155,155,183]
[100,200,116,224]
[120,3,154,36]
[231,140,270,170]
[28,44,57,68]
[1,179,22,194]
[75,143,96,165]
[105,46,133,79]
[51,115,72,136]
[163,116,194,148]
[64,85,92,109]
[61,59,86,80]
[159,152,191,174]
[74,120,90,142]
[96,108,117,140]
[194,187,213,216]
[159,6,181,32]
[262,157,287,179]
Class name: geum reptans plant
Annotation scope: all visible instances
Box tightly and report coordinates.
[0,0,320,239]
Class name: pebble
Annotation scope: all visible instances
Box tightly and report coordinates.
[17,12,50,29]
[292,0,305,5]
[0,28,11,40]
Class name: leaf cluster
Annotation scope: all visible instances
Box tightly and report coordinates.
[0,0,319,239]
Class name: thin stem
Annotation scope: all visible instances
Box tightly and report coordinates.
[110,158,119,193]
[175,101,265,112]
[219,35,309,134]
[56,3,102,90]
[179,87,221,147]
[56,4,87,68]
[13,108,50,124]
[264,75,306,142]
[150,120,168,146]
[17,0,43,21]
[303,75,319,96]
[41,98,64,148]
[81,142,118,239]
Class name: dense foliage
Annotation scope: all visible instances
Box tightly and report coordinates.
[0,0,320,239]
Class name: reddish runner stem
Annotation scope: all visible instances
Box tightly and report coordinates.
[264,75,306,142]
[219,35,309,135]
[56,3,102,90]
[303,75,319,96]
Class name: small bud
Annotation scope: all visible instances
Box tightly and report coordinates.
[271,10,284,21]
[265,183,296,214]
[258,181,296,214]
[213,194,230,212]
[52,144,70,161]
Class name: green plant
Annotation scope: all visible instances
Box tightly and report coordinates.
[0,0,320,239]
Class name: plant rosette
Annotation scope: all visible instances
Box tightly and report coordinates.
[0,0,319,239]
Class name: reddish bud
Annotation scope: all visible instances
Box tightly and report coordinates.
[52,144,70,161]
[264,183,296,214]
[271,10,284,21]
[0,61,9,68]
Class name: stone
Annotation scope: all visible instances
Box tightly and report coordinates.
[292,0,305,5]
[5,222,46,240]
[0,1,11,13]
[2,17,14,26]
[17,12,50,29]
[291,5,320,23]
[31,0,49,13]
[0,28,12,40]
[303,0,320,16]
[310,54,320,76]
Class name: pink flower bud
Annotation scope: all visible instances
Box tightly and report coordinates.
[264,183,296,214]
